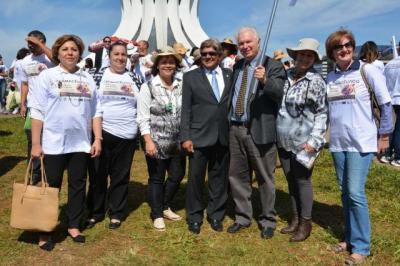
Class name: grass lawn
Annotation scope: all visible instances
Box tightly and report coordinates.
[0,116,399,265]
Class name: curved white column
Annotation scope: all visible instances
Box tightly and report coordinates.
[113,0,209,49]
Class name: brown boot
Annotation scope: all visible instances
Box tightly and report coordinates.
[290,218,312,242]
[280,214,299,234]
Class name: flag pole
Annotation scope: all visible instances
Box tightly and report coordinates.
[392,35,398,58]
[250,0,281,94]
[256,0,281,66]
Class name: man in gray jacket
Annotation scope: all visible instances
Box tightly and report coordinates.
[227,27,286,239]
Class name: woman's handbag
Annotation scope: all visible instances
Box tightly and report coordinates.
[360,64,381,127]
[10,157,59,232]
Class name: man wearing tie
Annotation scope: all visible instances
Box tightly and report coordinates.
[180,39,232,234]
[227,27,286,239]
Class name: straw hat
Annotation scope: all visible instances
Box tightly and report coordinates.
[221,38,237,48]
[173,43,189,55]
[273,49,288,61]
[151,46,182,63]
[286,38,322,62]
[127,43,138,56]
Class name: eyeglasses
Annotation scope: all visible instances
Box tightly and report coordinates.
[201,51,218,57]
[333,41,353,50]
[104,40,111,43]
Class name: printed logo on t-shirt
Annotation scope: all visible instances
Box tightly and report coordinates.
[25,62,48,77]
[58,80,92,98]
[100,80,136,97]
[327,80,359,102]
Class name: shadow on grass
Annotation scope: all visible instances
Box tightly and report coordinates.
[125,181,149,219]
[0,130,12,136]
[0,156,26,177]
[17,204,68,246]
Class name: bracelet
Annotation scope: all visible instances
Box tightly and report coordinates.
[94,137,103,141]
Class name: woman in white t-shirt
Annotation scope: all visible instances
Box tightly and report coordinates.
[359,41,385,73]
[137,46,185,231]
[30,35,102,251]
[325,29,392,265]
[85,41,139,230]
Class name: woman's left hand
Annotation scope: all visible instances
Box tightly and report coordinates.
[302,143,316,154]
[91,139,102,158]
[377,135,390,154]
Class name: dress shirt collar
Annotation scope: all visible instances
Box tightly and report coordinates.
[203,66,222,75]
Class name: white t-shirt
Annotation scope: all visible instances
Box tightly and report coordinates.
[100,47,110,69]
[20,53,54,102]
[98,68,140,139]
[0,64,8,80]
[326,60,391,153]
[221,56,236,70]
[29,66,102,155]
[12,59,25,90]
[384,56,400,106]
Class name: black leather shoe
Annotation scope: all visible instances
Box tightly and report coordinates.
[109,220,121,229]
[188,222,201,234]
[207,218,223,232]
[85,218,98,229]
[39,240,55,252]
[260,226,275,239]
[227,222,250,234]
[70,234,86,243]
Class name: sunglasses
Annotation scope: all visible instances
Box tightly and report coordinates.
[333,41,353,50]
[201,51,218,57]
[104,40,111,43]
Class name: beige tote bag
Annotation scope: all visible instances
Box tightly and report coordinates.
[10,157,59,232]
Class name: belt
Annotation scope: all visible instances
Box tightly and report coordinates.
[231,120,249,128]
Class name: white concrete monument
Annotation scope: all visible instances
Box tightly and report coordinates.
[114,0,209,50]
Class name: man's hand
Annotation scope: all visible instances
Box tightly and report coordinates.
[20,105,27,118]
[182,140,194,154]
[254,65,267,84]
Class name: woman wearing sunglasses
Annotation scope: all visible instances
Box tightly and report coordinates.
[276,38,328,242]
[325,29,393,265]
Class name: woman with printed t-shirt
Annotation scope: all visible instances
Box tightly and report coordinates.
[30,34,102,251]
[325,29,393,265]
[85,41,139,230]
[137,46,185,231]
[276,38,328,242]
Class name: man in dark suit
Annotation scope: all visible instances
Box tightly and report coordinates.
[180,39,232,234]
[89,36,112,72]
[227,27,286,239]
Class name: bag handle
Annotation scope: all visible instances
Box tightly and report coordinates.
[360,64,381,123]
[23,157,50,191]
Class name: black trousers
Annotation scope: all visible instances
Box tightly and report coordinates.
[44,152,89,229]
[186,143,229,223]
[278,148,313,219]
[145,153,186,219]
[87,131,136,221]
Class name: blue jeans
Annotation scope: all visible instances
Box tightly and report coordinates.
[388,105,400,160]
[331,152,374,256]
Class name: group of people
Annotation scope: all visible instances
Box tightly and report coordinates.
[9,25,399,266]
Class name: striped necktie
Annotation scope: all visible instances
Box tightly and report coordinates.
[235,64,248,116]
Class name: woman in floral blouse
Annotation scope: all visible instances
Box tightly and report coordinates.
[276,38,328,242]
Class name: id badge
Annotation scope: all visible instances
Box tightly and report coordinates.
[101,81,135,96]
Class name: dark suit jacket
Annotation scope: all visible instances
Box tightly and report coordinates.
[180,67,233,148]
[229,56,286,145]
[94,49,104,72]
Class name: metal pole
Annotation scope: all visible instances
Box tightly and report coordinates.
[250,0,280,93]
[392,35,398,58]
[257,0,280,66]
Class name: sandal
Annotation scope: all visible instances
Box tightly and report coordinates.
[345,254,366,265]
[330,242,348,253]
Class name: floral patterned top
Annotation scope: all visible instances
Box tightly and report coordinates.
[276,68,328,153]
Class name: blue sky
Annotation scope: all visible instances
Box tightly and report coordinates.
[1,0,399,66]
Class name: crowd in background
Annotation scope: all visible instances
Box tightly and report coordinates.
[1,27,400,266]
